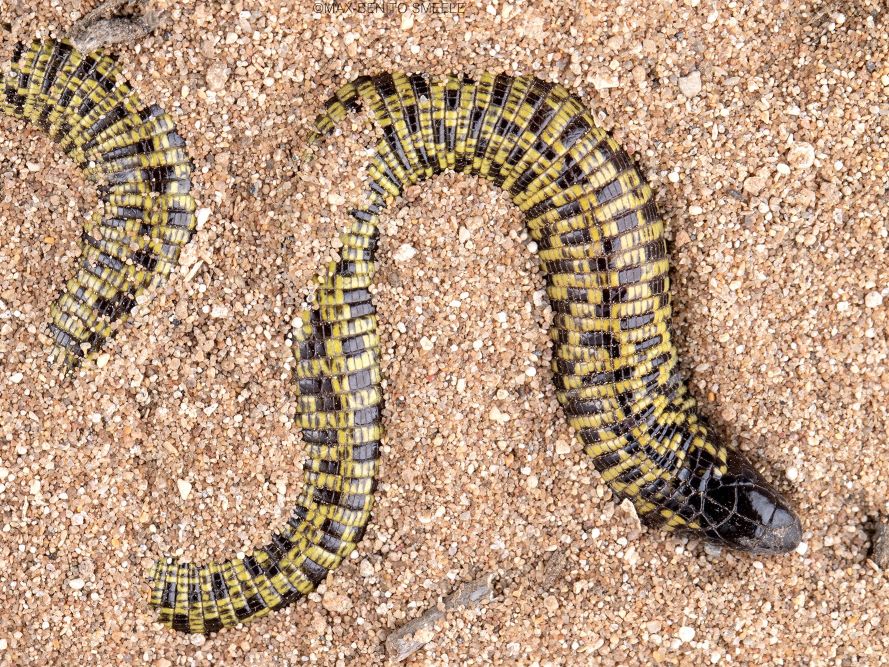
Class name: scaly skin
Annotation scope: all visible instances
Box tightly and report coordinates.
[1,38,196,366]
[149,72,800,633]
[2,41,802,635]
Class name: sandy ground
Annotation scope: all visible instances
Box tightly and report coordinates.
[0,0,888,665]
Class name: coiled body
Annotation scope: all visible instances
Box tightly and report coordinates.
[2,41,801,635]
[1,39,196,365]
[148,72,801,633]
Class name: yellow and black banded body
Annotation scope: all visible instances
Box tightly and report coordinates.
[148,72,802,634]
[0,39,196,366]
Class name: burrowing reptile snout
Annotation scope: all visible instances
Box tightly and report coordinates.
[698,449,802,555]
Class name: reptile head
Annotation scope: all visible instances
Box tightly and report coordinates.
[696,448,802,555]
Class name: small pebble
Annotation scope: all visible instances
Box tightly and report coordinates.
[624,546,639,566]
[393,243,418,262]
[743,175,767,196]
[704,543,723,557]
[321,590,352,613]
[68,578,85,591]
[864,291,883,308]
[787,142,816,169]
[592,74,620,90]
[677,626,696,643]
[678,71,702,97]
[177,479,193,500]
[674,230,692,248]
[205,63,230,92]
[195,207,212,229]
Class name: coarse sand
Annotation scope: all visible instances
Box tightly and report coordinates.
[0,1,887,665]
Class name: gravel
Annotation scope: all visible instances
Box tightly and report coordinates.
[0,1,887,665]
[677,70,702,98]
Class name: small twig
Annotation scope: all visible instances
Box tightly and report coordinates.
[385,574,495,663]
[67,0,164,52]
[871,522,889,569]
